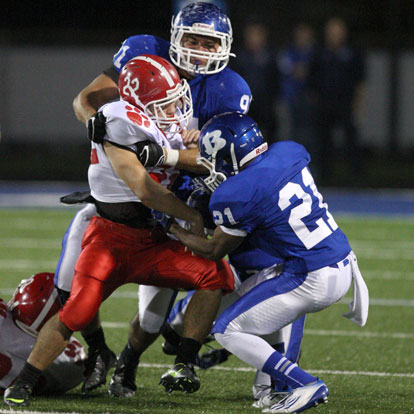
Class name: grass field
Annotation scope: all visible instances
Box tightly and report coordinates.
[0,207,413,414]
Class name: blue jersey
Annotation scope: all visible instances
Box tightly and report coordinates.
[228,239,282,282]
[112,35,252,129]
[210,141,351,273]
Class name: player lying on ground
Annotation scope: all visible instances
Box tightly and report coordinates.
[0,273,85,397]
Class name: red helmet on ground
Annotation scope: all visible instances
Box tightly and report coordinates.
[8,272,60,337]
[118,54,193,131]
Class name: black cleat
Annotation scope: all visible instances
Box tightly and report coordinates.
[82,347,116,393]
[108,353,138,397]
[3,382,32,407]
[159,363,200,394]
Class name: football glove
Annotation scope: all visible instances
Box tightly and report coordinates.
[195,348,230,369]
[151,209,176,232]
[134,141,165,167]
[60,191,95,205]
[87,112,107,144]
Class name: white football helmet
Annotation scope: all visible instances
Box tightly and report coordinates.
[170,2,234,75]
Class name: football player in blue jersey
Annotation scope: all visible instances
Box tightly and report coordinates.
[54,2,253,397]
[158,186,305,407]
[163,112,369,413]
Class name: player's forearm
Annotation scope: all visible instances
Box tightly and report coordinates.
[164,147,207,173]
[139,176,203,225]
[73,74,119,124]
[73,92,98,124]
[105,145,200,224]
[169,223,223,261]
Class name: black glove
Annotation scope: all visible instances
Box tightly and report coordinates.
[87,112,107,144]
[195,348,231,369]
[134,140,165,167]
[60,191,95,205]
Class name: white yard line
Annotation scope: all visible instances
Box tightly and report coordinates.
[0,260,58,269]
[138,362,414,378]
[99,322,414,340]
[0,239,62,249]
[1,288,413,307]
[0,411,81,414]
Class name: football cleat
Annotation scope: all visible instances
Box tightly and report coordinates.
[159,363,200,394]
[252,389,290,409]
[108,353,138,398]
[82,347,116,393]
[3,382,32,407]
[262,379,329,413]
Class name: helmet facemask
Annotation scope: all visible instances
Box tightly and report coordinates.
[145,79,192,132]
[197,142,239,192]
[170,18,234,75]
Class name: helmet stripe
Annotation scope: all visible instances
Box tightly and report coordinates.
[239,142,268,167]
[133,56,175,87]
[30,288,59,330]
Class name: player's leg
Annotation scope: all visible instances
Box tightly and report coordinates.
[214,262,352,413]
[160,288,223,394]
[4,219,122,407]
[54,204,115,392]
[253,316,306,409]
[108,286,177,397]
[35,338,86,395]
[134,238,233,394]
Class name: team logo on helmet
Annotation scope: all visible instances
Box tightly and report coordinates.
[201,130,226,157]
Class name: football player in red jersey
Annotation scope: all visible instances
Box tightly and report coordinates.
[57,1,250,399]
[0,273,86,395]
[3,55,233,408]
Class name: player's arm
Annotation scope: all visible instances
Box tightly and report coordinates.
[171,147,207,173]
[73,74,119,124]
[104,142,204,234]
[169,223,245,261]
[136,141,207,173]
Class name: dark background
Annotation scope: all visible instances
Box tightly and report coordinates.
[1,0,414,188]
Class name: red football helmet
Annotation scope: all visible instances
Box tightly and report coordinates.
[118,54,193,131]
[8,272,60,337]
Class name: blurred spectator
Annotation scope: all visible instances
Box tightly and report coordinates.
[276,23,316,152]
[309,17,366,183]
[232,22,278,143]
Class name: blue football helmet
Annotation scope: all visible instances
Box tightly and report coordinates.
[170,2,234,75]
[197,112,268,192]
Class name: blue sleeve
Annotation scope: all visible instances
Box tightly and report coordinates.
[202,69,252,118]
[209,183,261,234]
[112,35,171,72]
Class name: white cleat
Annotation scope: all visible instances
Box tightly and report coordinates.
[262,379,329,413]
[253,390,290,409]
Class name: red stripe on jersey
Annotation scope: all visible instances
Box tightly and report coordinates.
[90,148,99,164]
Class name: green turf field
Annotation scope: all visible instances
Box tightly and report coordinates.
[0,208,413,414]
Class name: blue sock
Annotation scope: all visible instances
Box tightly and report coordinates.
[262,351,316,389]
